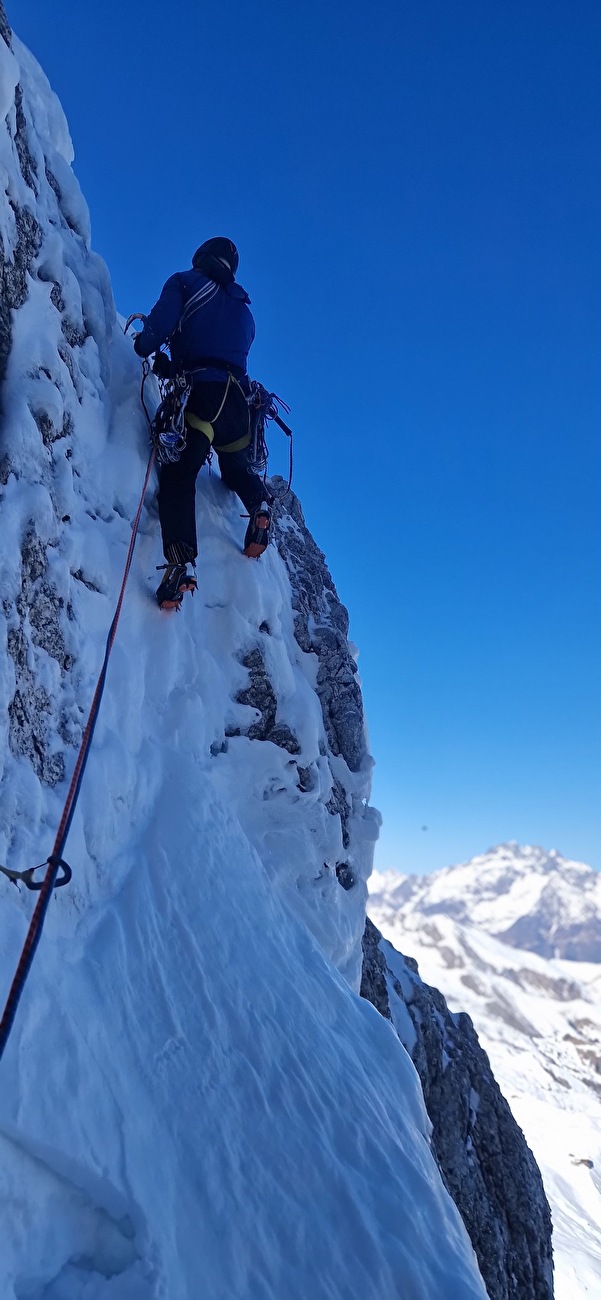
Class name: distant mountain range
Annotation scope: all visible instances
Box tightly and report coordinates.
[368,842,601,1300]
[371,841,601,961]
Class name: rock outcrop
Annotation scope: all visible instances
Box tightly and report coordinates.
[271,481,367,775]
[271,480,372,867]
[361,917,554,1300]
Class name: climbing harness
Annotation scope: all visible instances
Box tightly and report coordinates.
[183,369,236,450]
[0,326,157,1062]
[124,316,294,490]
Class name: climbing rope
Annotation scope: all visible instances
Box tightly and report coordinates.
[277,413,293,497]
[268,407,293,499]
[0,436,156,1061]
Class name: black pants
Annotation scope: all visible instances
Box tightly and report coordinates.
[158,379,265,560]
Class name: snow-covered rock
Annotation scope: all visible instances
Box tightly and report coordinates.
[0,9,497,1298]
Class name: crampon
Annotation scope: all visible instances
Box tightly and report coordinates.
[243,502,271,558]
[156,562,197,611]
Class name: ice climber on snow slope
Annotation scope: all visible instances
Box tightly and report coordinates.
[133,236,271,610]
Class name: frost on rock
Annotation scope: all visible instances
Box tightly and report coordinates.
[361,918,555,1300]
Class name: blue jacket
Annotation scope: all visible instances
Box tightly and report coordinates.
[134,269,255,377]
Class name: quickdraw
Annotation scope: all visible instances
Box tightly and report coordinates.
[0,857,72,891]
[148,374,192,464]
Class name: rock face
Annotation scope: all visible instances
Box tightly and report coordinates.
[271,481,367,775]
[0,5,116,805]
[0,4,11,45]
[361,918,554,1300]
[270,480,372,864]
[219,480,377,901]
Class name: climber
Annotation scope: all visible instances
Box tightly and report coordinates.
[133,237,271,610]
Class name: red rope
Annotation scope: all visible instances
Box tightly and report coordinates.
[0,448,156,1060]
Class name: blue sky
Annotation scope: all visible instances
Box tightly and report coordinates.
[14,0,601,872]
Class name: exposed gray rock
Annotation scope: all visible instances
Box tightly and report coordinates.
[61,316,87,349]
[5,529,71,784]
[270,479,367,774]
[0,2,11,46]
[229,647,300,754]
[360,915,393,1021]
[335,861,355,891]
[361,918,554,1300]
[7,627,65,786]
[224,489,372,891]
[325,773,351,849]
[296,764,317,792]
[497,911,601,964]
[233,647,276,739]
[0,205,43,386]
[14,85,38,192]
[31,407,73,448]
[267,481,373,872]
[17,531,70,671]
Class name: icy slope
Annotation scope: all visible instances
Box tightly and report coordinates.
[0,14,489,1299]
[372,842,601,960]
[369,867,601,1300]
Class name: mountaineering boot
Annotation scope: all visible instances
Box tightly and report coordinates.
[243,501,271,558]
[156,541,197,611]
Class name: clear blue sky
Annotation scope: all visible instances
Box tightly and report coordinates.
[13,0,601,872]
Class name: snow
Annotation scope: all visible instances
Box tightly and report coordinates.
[0,21,489,1300]
[369,864,601,1300]
[12,34,75,164]
[0,489,489,1299]
[371,841,601,944]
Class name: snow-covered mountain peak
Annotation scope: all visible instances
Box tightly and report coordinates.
[372,842,601,961]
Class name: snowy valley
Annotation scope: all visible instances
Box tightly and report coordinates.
[369,844,601,1300]
[0,7,555,1299]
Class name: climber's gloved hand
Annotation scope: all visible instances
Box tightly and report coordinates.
[151,351,172,380]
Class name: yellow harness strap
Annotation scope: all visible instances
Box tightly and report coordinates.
[216,432,251,454]
[184,371,251,453]
[185,410,215,443]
